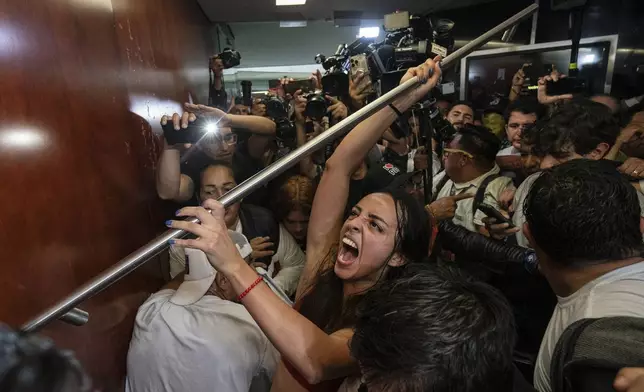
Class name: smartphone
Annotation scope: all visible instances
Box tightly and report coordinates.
[478,203,514,227]
[350,54,375,95]
[283,79,315,96]
[162,117,214,145]
[546,76,586,96]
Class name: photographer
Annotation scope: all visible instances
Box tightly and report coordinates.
[291,88,350,179]
[208,55,227,110]
[428,125,514,234]
[537,69,574,107]
[156,104,276,204]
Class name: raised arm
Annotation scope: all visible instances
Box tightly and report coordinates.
[170,202,357,384]
[302,58,442,291]
[156,116,195,202]
[184,103,276,136]
[292,91,318,178]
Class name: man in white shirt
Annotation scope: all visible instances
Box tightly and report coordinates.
[497,100,539,159]
[523,159,644,392]
[168,162,305,296]
[126,233,279,392]
[431,125,513,233]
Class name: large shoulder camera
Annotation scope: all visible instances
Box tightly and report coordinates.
[313,11,454,103]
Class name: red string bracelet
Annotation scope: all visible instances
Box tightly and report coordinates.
[238,276,264,301]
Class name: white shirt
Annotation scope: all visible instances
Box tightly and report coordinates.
[433,165,513,232]
[169,223,305,296]
[408,149,442,176]
[534,262,644,392]
[512,172,540,247]
[126,290,279,392]
[497,146,521,157]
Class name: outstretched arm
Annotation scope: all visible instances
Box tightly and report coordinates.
[300,57,443,295]
[183,103,276,136]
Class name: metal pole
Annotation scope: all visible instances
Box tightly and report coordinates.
[21,3,538,333]
[530,0,540,45]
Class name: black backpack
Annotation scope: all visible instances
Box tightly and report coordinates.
[550,317,644,392]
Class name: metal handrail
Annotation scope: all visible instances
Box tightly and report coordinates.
[21,3,538,333]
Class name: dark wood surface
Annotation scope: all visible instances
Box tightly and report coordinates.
[0,0,213,389]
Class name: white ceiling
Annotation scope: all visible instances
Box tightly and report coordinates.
[197,0,497,23]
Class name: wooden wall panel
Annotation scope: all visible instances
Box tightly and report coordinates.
[0,0,214,389]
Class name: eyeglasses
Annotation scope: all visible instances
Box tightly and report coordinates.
[203,132,238,146]
[443,148,474,158]
[507,122,534,130]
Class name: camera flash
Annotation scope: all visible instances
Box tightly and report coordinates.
[205,123,218,134]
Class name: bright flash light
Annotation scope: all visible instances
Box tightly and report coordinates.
[205,123,218,134]
[358,27,380,38]
[580,54,597,65]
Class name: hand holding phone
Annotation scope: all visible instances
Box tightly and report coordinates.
[478,203,514,227]
[537,68,574,105]
[479,203,519,241]
[161,103,229,145]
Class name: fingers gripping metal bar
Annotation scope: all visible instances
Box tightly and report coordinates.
[21,3,538,333]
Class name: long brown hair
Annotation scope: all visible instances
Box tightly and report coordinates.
[298,188,431,333]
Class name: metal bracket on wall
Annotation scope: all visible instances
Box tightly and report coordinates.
[59,307,89,327]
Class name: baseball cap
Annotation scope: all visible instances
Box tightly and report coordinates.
[170,230,252,306]
[362,162,415,195]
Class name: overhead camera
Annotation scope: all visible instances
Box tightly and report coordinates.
[315,11,455,100]
[314,38,373,97]
[369,12,455,89]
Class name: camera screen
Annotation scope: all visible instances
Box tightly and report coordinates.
[384,11,410,32]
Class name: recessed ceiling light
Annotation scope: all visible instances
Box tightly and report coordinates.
[276,0,306,5]
[358,27,380,38]
[280,21,307,27]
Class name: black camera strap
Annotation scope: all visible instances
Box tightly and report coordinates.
[431,172,501,217]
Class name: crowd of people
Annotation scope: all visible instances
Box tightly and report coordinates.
[3,53,644,392]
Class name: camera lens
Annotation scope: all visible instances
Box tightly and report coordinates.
[305,94,328,120]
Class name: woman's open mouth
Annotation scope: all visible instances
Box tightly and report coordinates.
[337,237,360,266]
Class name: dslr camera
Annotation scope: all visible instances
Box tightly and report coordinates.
[305,37,376,120]
[262,95,297,146]
[210,48,241,70]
